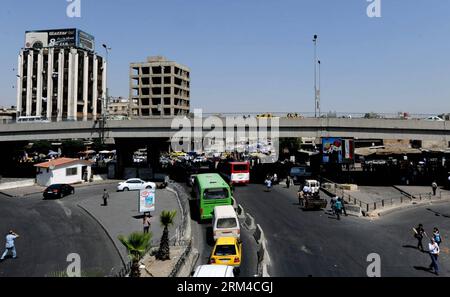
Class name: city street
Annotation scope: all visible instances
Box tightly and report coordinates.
[0,184,124,277]
[235,184,450,277]
[180,184,258,277]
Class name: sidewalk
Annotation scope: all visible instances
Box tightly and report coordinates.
[77,188,182,266]
[0,180,122,198]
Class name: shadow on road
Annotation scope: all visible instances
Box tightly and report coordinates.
[413,266,436,276]
[426,208,450,218]
[402,244,420,251]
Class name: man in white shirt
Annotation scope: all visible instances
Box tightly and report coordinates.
[1,231,20,261]
[428,238,440,275]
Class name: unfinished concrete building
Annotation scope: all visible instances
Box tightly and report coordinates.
[130,56,190,117]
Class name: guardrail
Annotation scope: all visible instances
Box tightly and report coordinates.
[1,112,444,125]
[322,177,446,214]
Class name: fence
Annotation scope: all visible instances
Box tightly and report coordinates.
[322,178,445,214]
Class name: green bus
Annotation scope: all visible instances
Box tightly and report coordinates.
[192,173,233,221]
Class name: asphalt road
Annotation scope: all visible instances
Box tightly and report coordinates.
[235,183,450,277]
[180,184,258,277]
[0,184,124,277]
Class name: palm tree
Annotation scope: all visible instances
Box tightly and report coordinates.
[156,210,177,261]
[118,231,152,277]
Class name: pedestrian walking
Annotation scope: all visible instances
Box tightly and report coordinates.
[338,197,348,217]
[102,189,109,206]
[1,231,20,261]
[286,176,291,189]
[143,214,151,234]
[432,181,438,196]
[428,238,440,275]
[413,224,427,252]
[334,198,343,220]
[433,228,442,246]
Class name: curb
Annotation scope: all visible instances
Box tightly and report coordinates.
[373,198,450,217]
[76,204,127,269]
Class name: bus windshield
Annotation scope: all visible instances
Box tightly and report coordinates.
[232,164,249,172]
[204,188,229,200]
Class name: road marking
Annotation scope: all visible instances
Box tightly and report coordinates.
[300,245,313,255]
[56,200,72,218]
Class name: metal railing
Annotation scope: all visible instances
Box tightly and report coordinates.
[322,178,446,213]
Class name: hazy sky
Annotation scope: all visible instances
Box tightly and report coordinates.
[1,0,450,114]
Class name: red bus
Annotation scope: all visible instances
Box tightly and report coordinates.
[219,161,250,185]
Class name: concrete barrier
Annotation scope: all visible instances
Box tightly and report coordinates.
[0,179,35,190]
[244,213,256,230]
[253,224,265,245]
[237,204,245,219]
[345,205,363,217]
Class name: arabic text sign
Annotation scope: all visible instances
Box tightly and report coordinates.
[139,189,155,213]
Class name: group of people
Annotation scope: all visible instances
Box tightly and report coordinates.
[414,224,443,275]
[330,196,347,220]
[264,174,278,192]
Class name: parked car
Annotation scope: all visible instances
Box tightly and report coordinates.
[424,116,444,122]
[192,265,235,277]
[117,179,156,192]
[43,184,75,199]
[210,237,242,270]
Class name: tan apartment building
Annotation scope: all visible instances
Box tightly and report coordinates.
[130,56,190,117]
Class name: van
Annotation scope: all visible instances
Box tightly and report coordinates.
[192,265,235,277]
[213,205,240,241]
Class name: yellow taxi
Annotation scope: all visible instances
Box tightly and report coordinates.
[210,237,242,267]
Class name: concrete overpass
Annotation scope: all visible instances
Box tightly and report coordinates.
[0,118,449,142]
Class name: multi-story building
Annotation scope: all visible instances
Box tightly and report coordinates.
[130,56,190,117]
[0,106,17,124]
[16,28,106,121]
[108,97,138,117]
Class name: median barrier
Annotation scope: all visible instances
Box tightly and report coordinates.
[344,205,363,217]
[237,204,245,219]
[244,213,256,230]
[253,224,265,245]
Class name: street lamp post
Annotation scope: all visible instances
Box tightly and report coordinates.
[313,35,320,118]
[101,44,111,145]
[102,44,111,119]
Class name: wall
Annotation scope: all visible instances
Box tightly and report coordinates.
[36,164,88,186]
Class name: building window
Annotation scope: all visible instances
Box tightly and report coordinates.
[66,167,78,176]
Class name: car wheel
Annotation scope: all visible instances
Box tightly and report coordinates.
[146,186,152,189]
[123,187,129,191]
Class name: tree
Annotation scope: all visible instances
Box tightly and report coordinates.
[118,232,152,277]
[156,210,177,261]
[61,140,85,157]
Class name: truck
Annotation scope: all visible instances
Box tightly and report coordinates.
[297,180,328,210]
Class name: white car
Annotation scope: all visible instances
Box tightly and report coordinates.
[117,179,156,192]
[424,116,444,122]
[192,265,235,277]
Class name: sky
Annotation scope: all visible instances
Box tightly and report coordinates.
[1,0,450,114]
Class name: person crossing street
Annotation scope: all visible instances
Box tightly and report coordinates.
[1,231,20,261]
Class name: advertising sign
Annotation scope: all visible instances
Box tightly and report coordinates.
[139,189,156,213]
[77,30,95,51]
[25,29,95,52]
[322,138,354,164]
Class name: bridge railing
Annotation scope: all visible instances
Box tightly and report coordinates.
[2,112,442,125]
